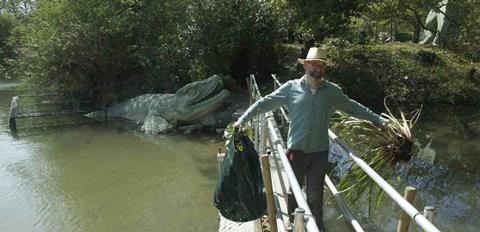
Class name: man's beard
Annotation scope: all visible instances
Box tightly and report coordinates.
[307,70,323,80]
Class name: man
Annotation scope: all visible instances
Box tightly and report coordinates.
[234,47,387,228]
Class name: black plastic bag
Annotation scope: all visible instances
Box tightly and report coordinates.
[214,131,267,222]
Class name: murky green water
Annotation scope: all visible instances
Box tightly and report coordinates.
[0,82,221,232]
[1,80,479,231]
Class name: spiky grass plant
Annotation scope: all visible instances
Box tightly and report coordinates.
[331,102,422,214]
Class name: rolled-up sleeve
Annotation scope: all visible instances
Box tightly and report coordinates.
[237,81,291,125]
[332,86,385,125]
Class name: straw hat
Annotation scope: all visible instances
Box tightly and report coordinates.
[298,47,333,66]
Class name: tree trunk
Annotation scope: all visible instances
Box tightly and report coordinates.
[413,13,422,43]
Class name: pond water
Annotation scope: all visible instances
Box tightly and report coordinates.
[325,105,480,232]
[374,105,480,232]
[1,80,479,231]
[0,81,222,232]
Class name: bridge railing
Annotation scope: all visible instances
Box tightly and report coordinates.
[246,74,440,232]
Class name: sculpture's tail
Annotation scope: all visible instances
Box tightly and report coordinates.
[84,110,107,120]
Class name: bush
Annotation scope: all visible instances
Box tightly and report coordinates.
[325,42,480,105]
[415,50,441,65]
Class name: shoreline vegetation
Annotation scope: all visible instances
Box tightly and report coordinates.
[3,42,480,107]
[1,1,479,109]
[274,42,480,108]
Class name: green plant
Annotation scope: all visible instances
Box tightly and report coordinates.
[331,101,422,214]
[224,123,254,150]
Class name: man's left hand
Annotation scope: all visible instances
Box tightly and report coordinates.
[379,119,390,131]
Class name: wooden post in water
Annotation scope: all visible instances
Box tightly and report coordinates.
[423,206,436,232]
[396,186,417,232]
[261,154,277,232]
[8,96,18,132]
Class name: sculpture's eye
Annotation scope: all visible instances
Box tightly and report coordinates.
[187,89,194,96]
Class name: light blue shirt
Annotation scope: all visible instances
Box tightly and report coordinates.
[238,76,385,153]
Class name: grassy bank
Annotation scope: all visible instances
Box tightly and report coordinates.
[276,43,480,106]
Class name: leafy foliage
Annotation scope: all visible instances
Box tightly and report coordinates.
[0,0,35,18]
[186,0,279,81]
[12,0,279,103]
[353,1,437,43]
[3,0,480,107]
[325,42,480,105]
[0,14,15,78]
[224,123,254,151]
[224,123,253,140]
[284,0,368,42]
[449,0,480,62]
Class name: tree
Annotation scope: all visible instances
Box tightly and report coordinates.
[285,0,368,54]
[359,0,480,61]
[0,14,14,78]
[0,0,35,17]
[13,0,191,99]
[186,0,279,81]
[357,1,438,43]
[13,0,280,101]
[269,0,299,43]
[450,0,480,61]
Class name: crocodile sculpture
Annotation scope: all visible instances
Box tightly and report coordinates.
[86,74,231,133]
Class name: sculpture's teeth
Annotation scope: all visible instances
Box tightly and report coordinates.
[194,89,228,107]
[194,81,221,105]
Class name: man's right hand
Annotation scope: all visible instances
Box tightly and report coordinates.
[233,121,241,129]
[379,119,390,131]
[233,121,246,134]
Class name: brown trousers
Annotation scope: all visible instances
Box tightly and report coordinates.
[287,149,328,227]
